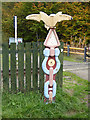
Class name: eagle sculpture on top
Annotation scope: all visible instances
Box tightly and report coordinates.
[26,11,73,30]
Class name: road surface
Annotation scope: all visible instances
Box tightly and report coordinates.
[63,61,89,80]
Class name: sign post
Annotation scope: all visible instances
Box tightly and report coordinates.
[14,16,18,60]
[14,16,17,44]
[26,11,73,103]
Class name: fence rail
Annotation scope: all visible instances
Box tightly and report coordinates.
[64,45,90,62]
[1,42,63,93]
[64,46,85,50]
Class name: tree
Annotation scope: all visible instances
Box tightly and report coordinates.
[2,2,89,46]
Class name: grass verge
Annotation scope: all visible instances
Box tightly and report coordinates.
[64,54,84,63]
[2,72,88,119]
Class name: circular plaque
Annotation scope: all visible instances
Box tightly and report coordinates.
[48,59,55,67]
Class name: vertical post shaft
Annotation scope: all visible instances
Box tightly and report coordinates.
[67,45,70,56]
[84,46,87,62]
[15,16,17,44]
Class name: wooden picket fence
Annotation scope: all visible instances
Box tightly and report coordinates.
[2,42,63,93]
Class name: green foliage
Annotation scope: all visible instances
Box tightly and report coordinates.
[2,72,88,118]
[2,2,89,44]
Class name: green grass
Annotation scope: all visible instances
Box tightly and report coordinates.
[2,72,88,119]
[64,54,84,63]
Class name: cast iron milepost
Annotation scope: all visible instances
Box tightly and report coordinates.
[26,11,73,103]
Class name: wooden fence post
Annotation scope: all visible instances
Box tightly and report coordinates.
[18,43,24,92]
[67,45,70,56]
[84,46,87,62]
[10,43,17,93]
[32,42,38,91]
[39,42,44,92]
[2,43,9,92]
[25,42,31,92]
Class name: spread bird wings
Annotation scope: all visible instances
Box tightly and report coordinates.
[40,11,50,26]
[26,12,73,28]
[26,14,41,22]
[26,12,50,26]
[53,14,72,26]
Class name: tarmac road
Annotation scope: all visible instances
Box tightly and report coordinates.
[63,61,89,80]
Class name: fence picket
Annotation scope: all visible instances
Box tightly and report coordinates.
[25,42,31,92]
[32,42,38,90]
[2,43,9,91]
[18,43,24,92]
[56,42,63,88]
[10,43,16,92]
[39,42,44,92]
